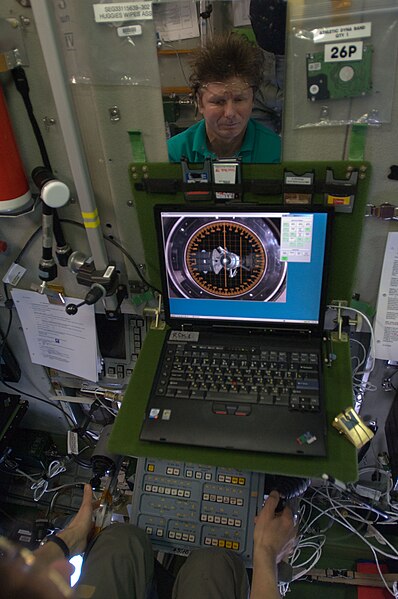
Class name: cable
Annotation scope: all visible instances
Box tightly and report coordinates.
[0,380,76,428]
[328,305,376,370]
[350,338,378,392]
[370,547,398,598]
[94,389,118,417]
[13,225,42,265]
[59,218,161,294]
[46,483,86,520]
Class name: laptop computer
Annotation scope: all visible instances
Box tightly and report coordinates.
[140,204,333,457]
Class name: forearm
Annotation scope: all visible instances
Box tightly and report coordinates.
[250,553,281,599]
[34,528,80,567]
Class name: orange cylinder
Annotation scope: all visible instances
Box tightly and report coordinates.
[0,85,31,212]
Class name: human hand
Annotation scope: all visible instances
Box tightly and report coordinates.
[57,483,98,556]
[253,490,297,566]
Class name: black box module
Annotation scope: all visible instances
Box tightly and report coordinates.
[385,393,398,492]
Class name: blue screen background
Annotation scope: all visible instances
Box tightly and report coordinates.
[168,213,328,324]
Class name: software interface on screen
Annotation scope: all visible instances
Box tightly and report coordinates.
[159,210,329,325]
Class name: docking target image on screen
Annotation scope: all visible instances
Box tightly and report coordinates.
[158,210,329,326]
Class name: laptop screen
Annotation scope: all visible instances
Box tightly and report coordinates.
[156,206,331,330]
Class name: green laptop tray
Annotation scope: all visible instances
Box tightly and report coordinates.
[109,161,371,482]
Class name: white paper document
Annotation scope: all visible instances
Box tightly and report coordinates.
[12,288,99,382]
[374,232,398,361]
[153,1,199,42]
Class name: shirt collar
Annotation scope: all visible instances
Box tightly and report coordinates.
[192,118,253,159]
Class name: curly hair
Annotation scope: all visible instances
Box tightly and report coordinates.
[189,34,264,93]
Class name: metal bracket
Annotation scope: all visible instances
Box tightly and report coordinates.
[329,300,348,340]
[366,202,398,220]
[143,293,166,330]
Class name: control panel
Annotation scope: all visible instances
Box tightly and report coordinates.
[97,314,147,385]
[130,457,265,565]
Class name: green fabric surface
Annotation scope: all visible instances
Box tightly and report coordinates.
[130,161,371,305]
[109,328,357,482]
[109,160,370,482]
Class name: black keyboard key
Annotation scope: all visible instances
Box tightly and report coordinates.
[206,391,258,403]
[259,393,274,405]
[296,379,319,391]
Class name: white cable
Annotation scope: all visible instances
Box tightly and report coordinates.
[327,304,376,374]
[302,496,398,560]
[94,389,118,417]
[30,459,67,501]
[370,546,398,598]
[343,306,376,371]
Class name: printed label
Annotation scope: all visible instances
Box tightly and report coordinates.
[285,176,313,185]
[93,2,153,23]
[117,24,142,36]
[324,41,363,62]
[313,22,371,43]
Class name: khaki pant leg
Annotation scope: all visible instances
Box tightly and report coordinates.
[76,524,155,599]
[172,548,249,599]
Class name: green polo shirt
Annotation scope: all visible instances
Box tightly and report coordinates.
[167,118,281,164]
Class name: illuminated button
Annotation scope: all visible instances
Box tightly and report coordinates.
[175,532,182,540]
[168,531,176,539]
[200,514,207,522]
[226,541,232,549]
[214,516,221,524]
[232,477,238,484]
[225,476,232,483]
[186,469,193,478]
[205,473,212,480]
[238,477,246,485]
[203,493,210,501]
[237,499,244,506]
[195,472,203,479]
[232,542,240,550]
[145,484,152,492]
[165,488,171,495]
[228,518,234,526]
[223,496,230,504]
[216,495,223,503]
[218,474,225,482]
[230,498,237,505]
[177,489,184,497]
[166,467,173,475]
[156,529,164,537]
[171,489,177,496]
[189,535,195,542]
[210,494,216,502]
[211,539,218,546]
[147,464,155,472]
[184,490,191,498]
[218,540,225,548]
[234,520,241,527]
[182,533,189,541]
[207,515,214,523]
[146,527,153,534]
[221,517,228,525]
[205,537,212,545]
[173,468,180,476]
[152,485,158,493]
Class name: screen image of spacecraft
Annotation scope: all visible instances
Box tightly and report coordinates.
[162,215,287,302]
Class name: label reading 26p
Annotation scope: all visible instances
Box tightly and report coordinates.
[324,41,363,62]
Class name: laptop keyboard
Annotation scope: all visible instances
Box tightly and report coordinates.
[155,343,321,413]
